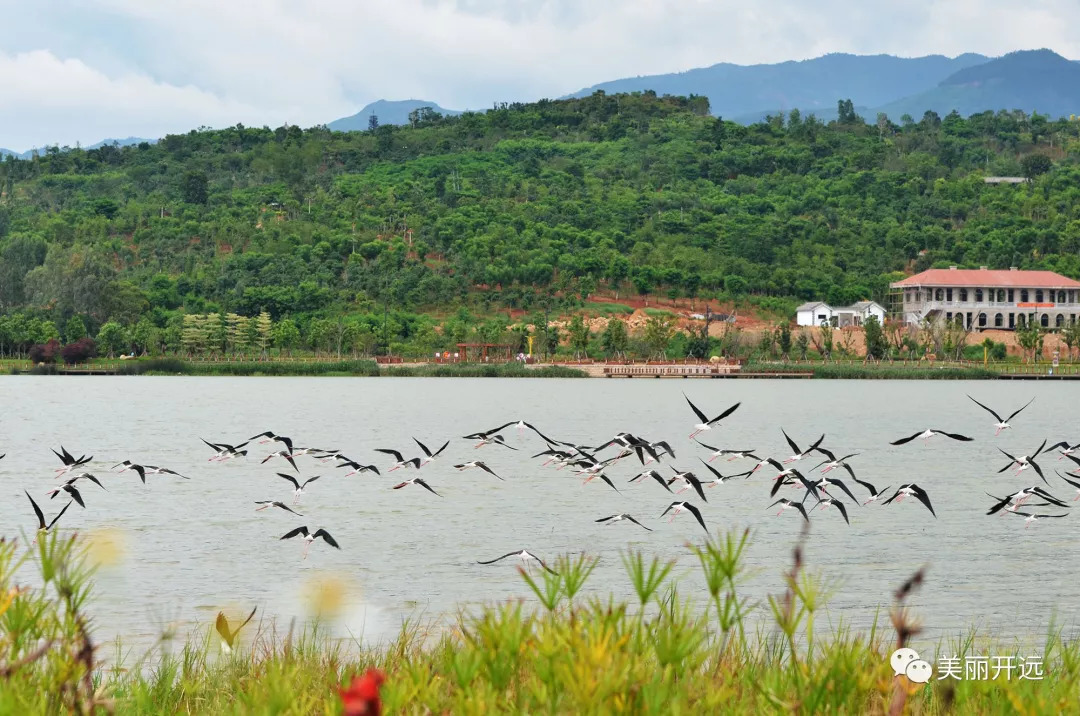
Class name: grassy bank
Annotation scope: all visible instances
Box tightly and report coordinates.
[5,530,1077,714]
[746,361,1000,380]
[12,359,587,378]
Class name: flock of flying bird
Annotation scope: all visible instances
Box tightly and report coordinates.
[16,390,1079,583]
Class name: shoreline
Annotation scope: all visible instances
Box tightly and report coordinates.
[4,357,1075,379]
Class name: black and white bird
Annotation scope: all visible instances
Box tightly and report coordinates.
[277,473,320,503]
[967,395,1034,435]
[113,461,189,483]
[769,498,809,521]
[890,429,973,446]
[694,439,758,463]
[26,490,71,535]
[375,448,422,472]
[811,476,861,505]
[454,461,504,480]
[202,438,248,461]
[46,483,87,508]
[767,467,821,501]
[1057,472,1080,501]
[1008,511,1068,528]
[59,472,105,491]
[851,477,891,505]
[477,550,557,574]
[280,526,340,559]
[882,484,936,516]
[781,430,825,464]
[254,500,303,515]
[261,450,299,473]
[986,487,1067,515]
[249,431,294,454]
[997,440,1047,483]
[698,459,752,487]
[465,433,519,450]
[414,437,450,467]
[813,497,851,525]
[659,501,708,533]
[392,476,442,496]
[684,394,741,439]
[1048,441,1080,461]
[595,513,652,531]
[809,448,859,478]
[52,445,92,477]
[628,469,674,493]
[336,460,380,477]
[666,468,707,501]
[215,606,256,653]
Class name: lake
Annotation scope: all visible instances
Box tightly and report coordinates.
[2,376,1077,657]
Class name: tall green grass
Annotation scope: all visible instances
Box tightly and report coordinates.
[745,361,999,380]
[583,301,635,315]
[4,529,1077,713]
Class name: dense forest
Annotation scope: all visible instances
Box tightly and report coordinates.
[1,91,1079,358]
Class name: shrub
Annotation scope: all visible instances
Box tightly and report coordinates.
[60,338,97,364]
[28,338,61,364]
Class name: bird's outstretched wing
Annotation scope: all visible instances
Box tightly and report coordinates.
[312,529,340,549]
[280,526,309,540]
[277,473,301,490]
[684,394,708,424]
[477,552,519,565]
[967,395,1003,422]
[25,490,45,530]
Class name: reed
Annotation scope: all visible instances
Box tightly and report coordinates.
[2,529,1076,714]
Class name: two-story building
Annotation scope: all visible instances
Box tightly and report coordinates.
[891,267,1080,330]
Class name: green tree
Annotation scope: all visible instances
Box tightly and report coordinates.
[255,311,273,358]
[863,316,887,360]
[96,321,128,358]
[225,313,249,356]
[64,315,87,342]
[777,321,792,359]
[181,169,209,204]
[643,315,675,359]
[818,320,834,361]
[1021,154,1052,180]
[685,324,711,359]
[131,318,160,356]
[601,318,630,359]
[1017,321,1042,363]
[795,330,810,360]
[567,315,591,358]
[273,318,301,356]
[205,313,226,356]
[181,314,207,356]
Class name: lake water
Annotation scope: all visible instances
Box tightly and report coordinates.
[2,376,1078,658]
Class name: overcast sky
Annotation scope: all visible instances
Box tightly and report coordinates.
[1,0,1077,151]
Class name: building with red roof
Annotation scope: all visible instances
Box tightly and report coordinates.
[891,266,1080,330]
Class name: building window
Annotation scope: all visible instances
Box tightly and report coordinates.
[1036,290,1044,302]
[978,313,987,327]
[959,289,968,301]
[1017,314,1025,328]
[975,288,983,302]
[946,288,953,301]
[1056,314,1065,327]
[935,288,944,301]
[1041,314,1049,327]
[1006,289,1012,302]
[1021,289,1029,302]
[994,313,1002,327]
[1059,291,1067,303]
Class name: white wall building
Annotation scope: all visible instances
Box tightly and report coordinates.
[796,301,886,327]
[796,302,834,327]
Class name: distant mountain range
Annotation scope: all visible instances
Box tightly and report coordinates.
[1,136,152,159]
[5,49,1079,154]
[327,99,462,131]
[568,52,991,122]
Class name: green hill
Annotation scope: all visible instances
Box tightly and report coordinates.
[1,92,1079,357]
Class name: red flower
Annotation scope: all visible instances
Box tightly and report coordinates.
[339,668,386,716]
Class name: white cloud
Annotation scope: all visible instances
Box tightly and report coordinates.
[0,49,278,150]
[2,0,1079,151]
